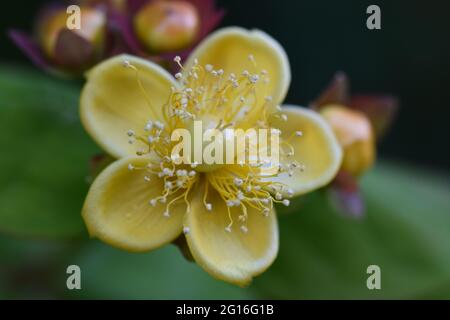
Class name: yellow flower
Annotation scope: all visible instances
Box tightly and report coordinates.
[80,27,342,285]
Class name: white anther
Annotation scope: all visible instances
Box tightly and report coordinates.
[281,114,288,121]
[271,128,281,135]
[287,188,294,197]
[295,131,303,137]
[275,192,283,200]
[246,185,252,192]
[240,225,248,233]
[183,227,190,234]
[226,200,235,207]
[144,176,151,182]
[234,178,243,186]
[144,121,153,131]
[190,162,198,168]
[149,199,157,207]
[174,56,181,63]
[128,138,135,144]
[176,170,186,177]
[282,199,290,206]
[205,64,213,72]
[263,208,270,216]
[250,74,259,83]
[189,171,196,177]
[122,59,131,68]
[154,121,164,130]
[225,226,232,233]
[165,181,173,189]
[265,96,273,102]
[127,129,135,137]
[175,73,183,79]
[128,163,134,171]
[163,210,170,218]
[205,203,212,211]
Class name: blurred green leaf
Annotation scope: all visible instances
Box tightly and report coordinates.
[253,162,450,299]
[65,241,254,299]
[0,235,74,299]
[0,65,98,238]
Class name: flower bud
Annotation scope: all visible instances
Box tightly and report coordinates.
[133,0,200,53]
[37,6,107,70]
[321,105,375,176]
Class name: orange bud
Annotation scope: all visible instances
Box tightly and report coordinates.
[321,105,375,176]
[133,0,200,53]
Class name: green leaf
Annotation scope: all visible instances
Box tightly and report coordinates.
[0,65,98,238]
[65,241,254,299]
[252,162,450,299]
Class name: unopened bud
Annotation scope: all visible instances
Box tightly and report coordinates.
[133,1,200,53]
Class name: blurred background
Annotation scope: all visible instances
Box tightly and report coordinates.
[0,0,449,299]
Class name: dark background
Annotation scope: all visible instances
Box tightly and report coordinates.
[1,0,449,171]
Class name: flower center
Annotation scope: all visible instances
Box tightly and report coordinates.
[123,56,305,233]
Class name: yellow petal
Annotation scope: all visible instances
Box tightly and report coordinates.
[185,27,290,107]
[80,54,177,158]
[82,156,184,252]
[184,184,279,286]
[271,105,342,196]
